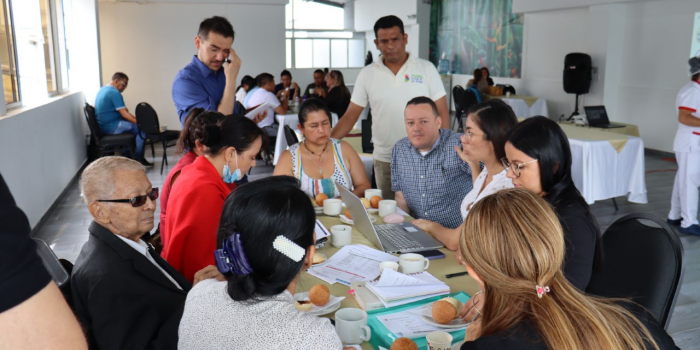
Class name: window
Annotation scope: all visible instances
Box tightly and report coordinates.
[0,0,19,106]
[40,0,56,94]
[285,0,365,70]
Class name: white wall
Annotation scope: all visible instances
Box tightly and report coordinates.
[98,2,286,130]
[509,0,700,152]
[0,92,88,228]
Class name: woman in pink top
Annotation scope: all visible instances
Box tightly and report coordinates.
[159,108,219,248]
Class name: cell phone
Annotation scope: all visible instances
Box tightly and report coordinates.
[417,249,445,260]
[224,58,231,64]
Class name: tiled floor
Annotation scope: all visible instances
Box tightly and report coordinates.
[32,150,700,348]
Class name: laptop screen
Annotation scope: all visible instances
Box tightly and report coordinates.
[584,106,609,125]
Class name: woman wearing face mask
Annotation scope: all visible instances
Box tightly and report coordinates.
[163,115,265,282]
[274,98,370,199]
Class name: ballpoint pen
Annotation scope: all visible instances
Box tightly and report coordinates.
[445,271,469,279]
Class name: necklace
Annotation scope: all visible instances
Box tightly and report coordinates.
[303,140,329,175]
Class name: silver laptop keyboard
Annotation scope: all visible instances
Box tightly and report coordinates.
[375,224,423,250]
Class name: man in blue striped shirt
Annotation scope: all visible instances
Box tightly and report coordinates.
[391,97,474,229]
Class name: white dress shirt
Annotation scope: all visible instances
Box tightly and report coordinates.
[460,167,513,219]
[115,235,182,290]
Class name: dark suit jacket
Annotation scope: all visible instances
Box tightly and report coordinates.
[71,222,192,350]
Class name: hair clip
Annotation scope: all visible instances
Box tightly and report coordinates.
[273,236,305,262]
[214,233,253,276]
[536,285,550,298]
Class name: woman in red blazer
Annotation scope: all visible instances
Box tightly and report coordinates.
[163,114,265,282]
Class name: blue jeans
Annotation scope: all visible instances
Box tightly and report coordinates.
[110,121,146,159]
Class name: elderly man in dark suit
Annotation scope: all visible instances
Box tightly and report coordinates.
[71,156,222,350]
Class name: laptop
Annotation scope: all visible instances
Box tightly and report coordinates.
[583,106,624,128]
[336,184,444,254]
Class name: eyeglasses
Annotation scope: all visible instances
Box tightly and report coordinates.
[501,158,538,178]
[97,188,159,207]
[119,81,128,88]
[463,131,484,142]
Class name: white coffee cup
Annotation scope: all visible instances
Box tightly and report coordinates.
[378,200,397,217]
[364,189,382,200]
[323,198,342,216]
[506,91,511,97]
[335,308,371,345]
[330,225,352,247]
[426,331,453,350]
[379,261,399,273]
[399,253,429,274]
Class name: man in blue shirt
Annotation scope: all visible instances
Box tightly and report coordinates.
[94,72,151,166]
[172,16,241,126]
[391,97,473,230]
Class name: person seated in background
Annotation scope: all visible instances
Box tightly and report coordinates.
[235,75,255,106]
[504,116,602,291]
[159,108,219,248]
[274,69,300,100]
[466,68,489,103]
[178,176,349,349]
[456,188,676,350]
[164,116,265,282]
[95,72,151,166]
[412,99,517,250]
[0,173,87,349]
[274,98,370,199]
[314,70,351,117]
[391,97,474,231]
[304,69,328,99]
[480,67,494,86]
[248,73,288,137]
[72,156,223,350]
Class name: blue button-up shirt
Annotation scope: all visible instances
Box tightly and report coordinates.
[390,129,474,229]
[172,55,231,125]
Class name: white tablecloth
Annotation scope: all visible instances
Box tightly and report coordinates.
[569,136,647,205]
[500,97,549,119]
[273,113,338,165]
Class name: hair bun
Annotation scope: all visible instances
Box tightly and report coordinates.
[202,124,221,147]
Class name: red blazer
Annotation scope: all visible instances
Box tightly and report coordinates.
[162,156,234,282]
[159,151,197,248]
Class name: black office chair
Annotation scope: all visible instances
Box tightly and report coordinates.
[84,103,136,160]
[586,213,684,330]
[33,238,74,308]
[284,125,299,146]
[452,86,466,131]
[135,102,181,174]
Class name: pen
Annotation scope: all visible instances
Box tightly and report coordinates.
[445,271,469,279]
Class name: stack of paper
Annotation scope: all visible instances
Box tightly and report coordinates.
[306,245,399,286]
[366,269,450,307]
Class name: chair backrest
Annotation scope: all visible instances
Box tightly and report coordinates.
[284,125,299,146]
[502,84,516,95]
[452,86,467,130]
[586,213,684,330]
[33,238,70,287]
[135,102,161,135]
[234,101,245,115]
[84,103,102,145]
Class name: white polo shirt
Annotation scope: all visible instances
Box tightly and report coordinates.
[673,81,700,153]
[351,53,446,162]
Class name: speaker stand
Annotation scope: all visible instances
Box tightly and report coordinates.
[567,94,581,121]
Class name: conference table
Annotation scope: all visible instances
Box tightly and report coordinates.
[487,94,549,119]
[299,213,479,349]
[558,122,648,205]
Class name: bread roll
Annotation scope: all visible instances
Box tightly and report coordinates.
[316,193,329,206]
[345,209,352,219]
[309,284,330,306]
[312,253,326,265]
[360,198,371,209]
[390,337,418,350]
[432,299,458,324]
[370,196,382,209]
[294,300,313,312]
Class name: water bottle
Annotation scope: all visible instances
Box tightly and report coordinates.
[293,96,299,113]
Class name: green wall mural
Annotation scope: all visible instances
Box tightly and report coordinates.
[430,0,524,78]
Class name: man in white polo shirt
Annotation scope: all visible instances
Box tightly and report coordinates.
[331,15,448,199]
[668,56,700,236]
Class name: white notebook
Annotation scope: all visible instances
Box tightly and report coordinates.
[366,269,450,302]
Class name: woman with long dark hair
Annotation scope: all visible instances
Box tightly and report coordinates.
[177,176,346,349]
[503,116,602,290]
[319,70,351,116]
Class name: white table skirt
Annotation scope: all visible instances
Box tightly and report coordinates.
[273,113,338,166]
[500,97,549,119]
[569,136,648,205]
